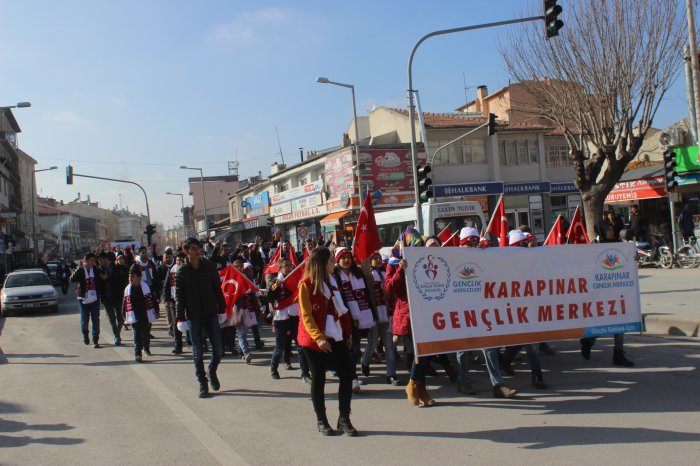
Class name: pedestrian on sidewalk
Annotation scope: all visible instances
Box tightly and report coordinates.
[123,265,159,362]
[298,247,357,436]
[71,252,101,348]
[176,238,227,398]
[163,251,186,354]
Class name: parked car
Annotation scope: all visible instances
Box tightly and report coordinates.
[1,269,59,316]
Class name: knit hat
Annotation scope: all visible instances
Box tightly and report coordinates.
[459,227,480,246]
[334,247,352,263]
[508,229,527,246]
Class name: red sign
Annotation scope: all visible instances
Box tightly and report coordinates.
[359,149,425,207]
[324,149,355,202]
[605,176,667,203]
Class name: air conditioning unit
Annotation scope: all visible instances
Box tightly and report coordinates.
[659,128,686,147]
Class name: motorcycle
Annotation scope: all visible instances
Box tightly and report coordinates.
[634,234,673,269]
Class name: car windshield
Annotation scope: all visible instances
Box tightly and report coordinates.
[5,273,52,288]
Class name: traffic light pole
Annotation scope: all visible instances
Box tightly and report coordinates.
[408,15,544,229]
[71,173,152,244]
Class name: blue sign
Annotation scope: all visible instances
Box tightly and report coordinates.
[371,189,383,206]
[550,182,578,194]
[433,181,504,198]
[244,192,270,217]
[504,181,551,195]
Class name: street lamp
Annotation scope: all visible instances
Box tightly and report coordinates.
[315,77,363,199]
[31,166,58,264]
[166,191,187,234]
[0,102,31,110]
[179,166,209,236]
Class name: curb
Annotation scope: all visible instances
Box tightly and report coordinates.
[643,313,700,338]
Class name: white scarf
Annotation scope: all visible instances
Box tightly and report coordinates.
[136,257,154,284]
[123,281,158,324]
[371,269,389,323]
[324,275,348,341]
[339,270,374,329]
[82,266,98,304]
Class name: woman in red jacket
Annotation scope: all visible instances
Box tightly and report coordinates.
[385,229,436,407]
[298,247,357,436]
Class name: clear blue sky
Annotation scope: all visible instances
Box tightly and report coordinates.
[1,0,689,229]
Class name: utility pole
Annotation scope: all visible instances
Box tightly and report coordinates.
[684,45,697,143]
[687,0,700,140]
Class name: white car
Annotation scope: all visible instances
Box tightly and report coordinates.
[1,269,59,316]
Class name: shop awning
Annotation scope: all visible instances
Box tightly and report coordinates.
[605,165,667,203]
[320,210,351,227]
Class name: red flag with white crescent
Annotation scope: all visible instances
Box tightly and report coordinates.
[486,194,508,247]
[544,215,566,246]
[219,265,259,316]
[565,206,590,244]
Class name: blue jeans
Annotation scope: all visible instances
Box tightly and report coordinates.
[271,319,291,370]
[132,322,150,356]
[235,322,250,354]
[504,344,541,372]
[376,321,396,377]
[409,355,430,383]
[189,315,223,382]
[456,348,504,386]
[79,300,101,342]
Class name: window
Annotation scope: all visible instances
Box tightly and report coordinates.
[428,138,486,165]
[298,177,308,186]
[506,141,517,165]
[529,139,539,163]
[499,139,540,166]
[517,141,529,165]
[546,144,573,166]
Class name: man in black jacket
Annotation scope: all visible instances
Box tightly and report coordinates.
[71,252,102,348]
[100,252,127,345]
[176,238,227,398]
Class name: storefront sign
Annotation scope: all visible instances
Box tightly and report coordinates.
[551,183,578,194]
[275,205,328,224]
[504,181,551,195]
[674,145,700,173]
[291,194,323,210]
[605,176,667,203]
[433,181,504,198]
[270,203,292,217]
[243,192,270,217]
[271,180,323,205]
[324,150,355,202]
[358,149,425,207]
[297,226,309,238]
[404,243,641,356]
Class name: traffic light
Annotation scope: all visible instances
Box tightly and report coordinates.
[663,149,678,191]
[66,165,74,185]
[266,217,274,227]
[416,163,433,203]
[145,224,156,245]
[544,0,564,39]
[182,207,191,228]
[487,113,497,136]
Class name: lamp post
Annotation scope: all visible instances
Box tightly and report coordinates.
[0,102,31,110]
[31,166,57,264]
[315,77,363,199]
[179,166,208,236]
[166,191,186,234]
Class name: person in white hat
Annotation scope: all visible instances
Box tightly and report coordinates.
[508,229,527,247]
[455,229,518,399]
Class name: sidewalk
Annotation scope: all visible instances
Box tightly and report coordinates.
[639,268,700,337]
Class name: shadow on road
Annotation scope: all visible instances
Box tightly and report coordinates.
[0,418,83,449]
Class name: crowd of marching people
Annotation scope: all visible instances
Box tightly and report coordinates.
[66,205,636,437]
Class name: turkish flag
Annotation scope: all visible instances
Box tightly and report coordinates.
[486,195,508,247]
[438,227,459,247]
[544,215,566,246]
[263,247,281,275]
[353,190,382,263]
[220,265,259,317]
[566,206,590,244]
[275,260,305,308]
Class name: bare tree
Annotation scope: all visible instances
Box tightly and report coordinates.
[502,0,686,236]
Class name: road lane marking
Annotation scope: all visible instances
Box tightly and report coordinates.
[115,350,249,466]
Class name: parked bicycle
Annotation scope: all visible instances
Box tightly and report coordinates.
[674,236,699,269]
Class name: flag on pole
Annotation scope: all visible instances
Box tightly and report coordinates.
[220,265,259,317]
[263,243,299,275]
[486,194,508,247]
[438,227,459,247]
[353,189,382,263]
[566,206,590,244]
[543,215,566,246]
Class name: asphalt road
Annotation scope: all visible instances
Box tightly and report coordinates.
[1,279,699,465]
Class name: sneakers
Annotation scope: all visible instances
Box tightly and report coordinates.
[93,343,101,349]
[209,370,220,391]
[492,384,518,398]
[352,379,361,393]
[243,352,253,364]
[255,341,265,350]
[532,370,547,389]
[301,374,312,385]
[114,337,122,346]
[361,364,370,377]
[172,347,183,354]
[83,334,90,345]
[270,369,281,380]
[144,349,152,357]
[285,363,293,370]
[386,376,400,386]
[613,349,634,367]
[457,382,476,395]
[199,380,209,398]
[135,354,143,363]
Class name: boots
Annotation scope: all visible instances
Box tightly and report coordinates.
[83,332,90,345]
[612,349,634,367]
[198,379,209,398]
[405,380,419,405]
[415,382,436,407]
[317,415,334,436]
[531,370,547,389]
[336,416,358,436]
